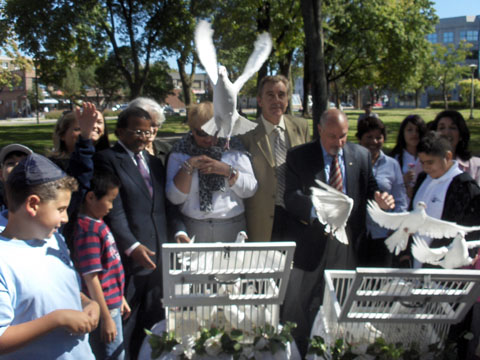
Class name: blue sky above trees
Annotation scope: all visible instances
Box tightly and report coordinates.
[432,0,480,18]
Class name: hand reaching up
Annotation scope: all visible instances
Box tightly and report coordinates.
[75,102,99,140]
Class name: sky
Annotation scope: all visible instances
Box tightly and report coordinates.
[432,0,480,18]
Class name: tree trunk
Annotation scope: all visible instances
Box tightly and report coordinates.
[415,88,420,108]
[302,46,311,117]
[301,0,328,139]
[279,49,294,115]
[177,58,192,113]
[256,1,271,118]
[443,84,448,109]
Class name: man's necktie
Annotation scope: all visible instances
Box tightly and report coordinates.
[274,126,287,207]
[329,155,343,192]
[134,153,153,197]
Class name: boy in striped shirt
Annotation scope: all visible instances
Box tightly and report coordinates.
[74,171,130,360]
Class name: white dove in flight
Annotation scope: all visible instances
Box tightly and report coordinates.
[367,200,480,255]
[411,233,480,269]
[310,179,354,244]
[194,20,272,141]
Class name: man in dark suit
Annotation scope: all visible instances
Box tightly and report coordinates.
[282,108,394,356]
[94,107,188,358]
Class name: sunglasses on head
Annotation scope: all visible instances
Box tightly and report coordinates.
[193,128,210,137]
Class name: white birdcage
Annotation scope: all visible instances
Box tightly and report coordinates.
[161,241,296,341]
[314,268,480,351]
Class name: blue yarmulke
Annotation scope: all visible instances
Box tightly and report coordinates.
[8,153,66,186]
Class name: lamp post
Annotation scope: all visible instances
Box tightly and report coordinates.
[469,64,477,120]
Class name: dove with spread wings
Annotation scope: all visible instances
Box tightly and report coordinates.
[411,233,480,269]
[367,200,480,255]
[310,179,354,244]
[194,20,272,141]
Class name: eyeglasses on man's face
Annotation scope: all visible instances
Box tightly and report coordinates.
[125,129,153,138]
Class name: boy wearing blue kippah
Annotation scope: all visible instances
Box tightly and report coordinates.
[0,153,99,359]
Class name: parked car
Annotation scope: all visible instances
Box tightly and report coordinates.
[162,105,175,116]
[112,103,128,111]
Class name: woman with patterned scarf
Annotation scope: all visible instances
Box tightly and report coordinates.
[166,102,258,243]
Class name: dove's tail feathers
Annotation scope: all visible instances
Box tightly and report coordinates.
[466,240,480,249]
[335,228,349,245]
[231,115,258,136]
[200,116,219,136]
[194,20,218,85]
[233,32,273,91]
[384,229,409,255]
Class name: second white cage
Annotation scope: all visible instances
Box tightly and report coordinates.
[162,242,296,341]
[313,268,480,351]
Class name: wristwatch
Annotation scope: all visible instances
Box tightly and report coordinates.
[228,166,238,180]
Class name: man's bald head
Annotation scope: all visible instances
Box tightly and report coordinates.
[318,109,349,156]
[319,109,348,128]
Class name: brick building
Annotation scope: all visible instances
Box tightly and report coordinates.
[0,56,36,119]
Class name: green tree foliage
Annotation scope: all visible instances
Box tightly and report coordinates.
[0,7,32,92]
[3,0,186,99]
[459,78,480,106]
[402,42,438,108]
[94,53,127,109]
[3,0,106,87]
[211,0,304,114]
[323,0,438,94]
[431,41,472,109]
[142,61,174,103]
[61,67,82,106]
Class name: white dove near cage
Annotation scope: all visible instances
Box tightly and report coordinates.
[194,20,272,141]
[310,179,354,244]
[412,233,480,269]
[367,200,480,255]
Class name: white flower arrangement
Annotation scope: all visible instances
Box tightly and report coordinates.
[146,322,296,360]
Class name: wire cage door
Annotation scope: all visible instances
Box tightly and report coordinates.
[319,268,480,349]
[162,241,296,341]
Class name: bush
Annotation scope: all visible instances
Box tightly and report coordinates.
[44,110,63,120]
[429,100,468,109]
[103,109,120,118]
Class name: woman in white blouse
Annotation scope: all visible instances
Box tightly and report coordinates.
[389,115,427,199]
[166,102,258,243]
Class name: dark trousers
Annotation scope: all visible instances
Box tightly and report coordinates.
[123,267,164,360]
[272,205,295,242]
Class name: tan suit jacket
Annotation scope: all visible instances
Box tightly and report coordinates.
[240,114,310,242]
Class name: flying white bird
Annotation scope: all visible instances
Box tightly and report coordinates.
[310,179,354,244]
[367,200,480,255]
[411,233,480,269]
[194,20,272,141]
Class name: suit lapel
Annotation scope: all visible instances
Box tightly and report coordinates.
[145,151,165,198]
[343,143,358,198]
[284,115,303,147]
[252,121,275,168]
[314,140,326,183]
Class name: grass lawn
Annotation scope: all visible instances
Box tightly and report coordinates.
[0,108,479,155]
